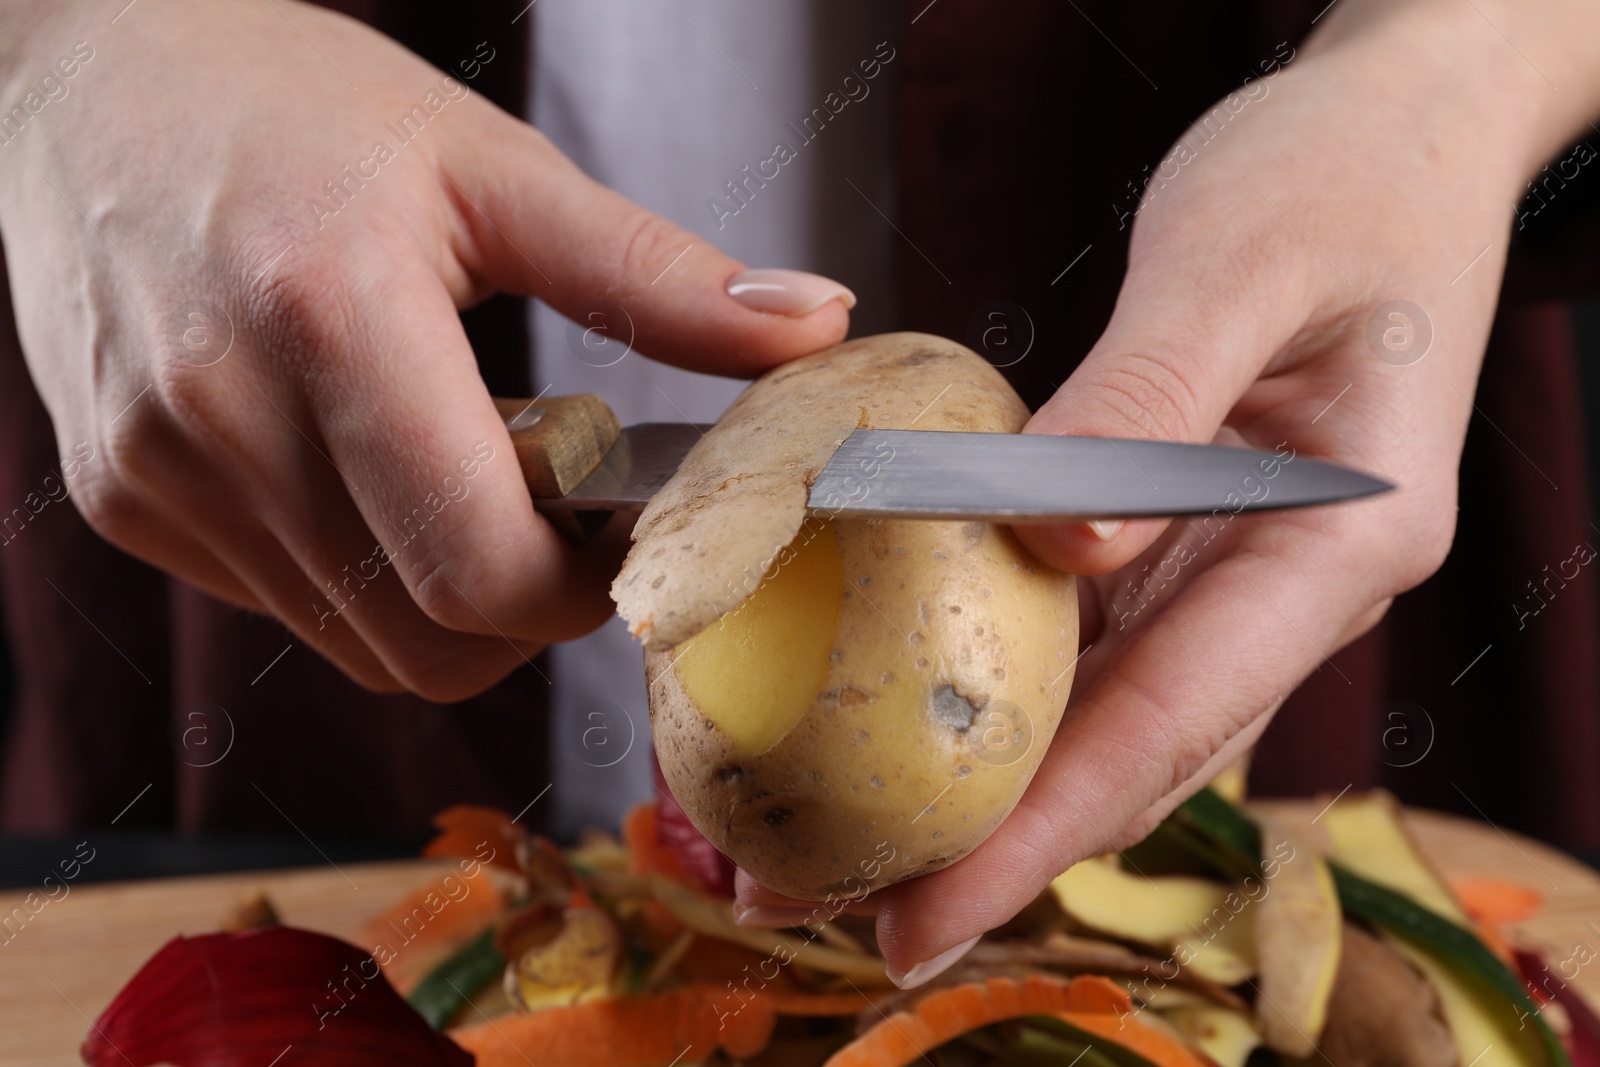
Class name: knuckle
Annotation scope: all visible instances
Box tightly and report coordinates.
[303,613,425,697]
[1344,598,1394,645]
[93,399,163,501]
[1222,214,1305,280]
[405,541,484,632]
[1096,649,1256,795]
[70,471,142,543]
[391,644,507,703]
[513,119,559,159]
[325,646,409,696]
[350,670,409,696]
[1085,350,1205,442]
[1111,806,1169,852]
[1162,715,1241,797]
[1392,509,1457,591]
[617,210,690,289]
[240,251,354,356]
[1324,486,1456,596]
[148,347,226,443]
[1305,489,1454,608]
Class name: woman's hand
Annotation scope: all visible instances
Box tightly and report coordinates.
[738,0,1600,986]
[0,0,850,699]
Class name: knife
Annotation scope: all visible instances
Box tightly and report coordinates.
[493,394,1390,532]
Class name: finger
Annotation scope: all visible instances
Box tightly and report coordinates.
[280,248,627,669]
[82,404,414,689]
[1103,707,1280,854]
[103,426,416,691]
[871,516,1382,983]
[237,471,543,702]
[1016,228,1323,576]
[1072,506,1234,655]
[440,109,852,377]
[198,516,413,695]
[133,497,408,693]
[732,869,877,927]
[114,371,540,697]
[70,483,267,614]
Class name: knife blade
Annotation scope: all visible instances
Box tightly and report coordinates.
[527,421,1391,522]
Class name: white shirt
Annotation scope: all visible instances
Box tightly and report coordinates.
[529,1,901,837]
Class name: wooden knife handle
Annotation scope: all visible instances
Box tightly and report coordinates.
[493,394,621,499]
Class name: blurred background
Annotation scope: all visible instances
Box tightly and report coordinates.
[2,0,1598,885]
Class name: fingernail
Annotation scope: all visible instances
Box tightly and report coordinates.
[1087,519,1124,541]
[726,268,856,317]
[885,934,982,990]
[732,902,819,928]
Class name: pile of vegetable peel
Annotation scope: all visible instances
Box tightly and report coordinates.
[83,785,1598,1067]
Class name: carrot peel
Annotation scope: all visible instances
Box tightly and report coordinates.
[450,982,868,1067]
[823,974,1207,1067]
[1452,875,1543,924]
[421,804,527,875]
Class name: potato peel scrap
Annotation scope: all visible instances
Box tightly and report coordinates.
[1251,814,1341,1056]
[611,333,1028,651]
[1314,923,1456,1067]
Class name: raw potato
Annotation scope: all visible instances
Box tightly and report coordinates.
[629,334,1079,900]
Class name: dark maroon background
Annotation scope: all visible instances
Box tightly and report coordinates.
[0,0,1595,862]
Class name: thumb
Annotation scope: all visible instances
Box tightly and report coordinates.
[1017,279,1300,575]
[443,115,853,377]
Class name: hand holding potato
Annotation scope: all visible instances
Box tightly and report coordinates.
[738,0,1600,986]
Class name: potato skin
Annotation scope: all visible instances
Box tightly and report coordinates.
[614,332,1037,651]
[649,517,1077,900]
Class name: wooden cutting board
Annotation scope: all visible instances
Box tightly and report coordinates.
[1,809,1596,1066]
